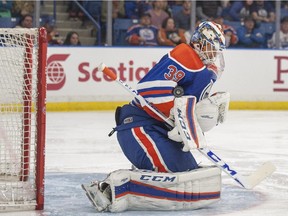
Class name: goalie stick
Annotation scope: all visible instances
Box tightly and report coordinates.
[99,62,276,189]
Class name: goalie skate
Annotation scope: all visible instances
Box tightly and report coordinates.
[81,182,111,212]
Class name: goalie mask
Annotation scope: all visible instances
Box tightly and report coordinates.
[190,21,226,77]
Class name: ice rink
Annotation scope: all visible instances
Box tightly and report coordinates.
[3,110,288,216]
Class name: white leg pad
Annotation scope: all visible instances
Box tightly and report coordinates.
[85,166,222,212]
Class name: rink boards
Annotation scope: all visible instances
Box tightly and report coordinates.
[45,47,288,111]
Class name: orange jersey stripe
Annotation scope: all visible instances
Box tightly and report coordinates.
[170,43,204,70]
[142,101,174,121]
[133,127,168,172]
[139,89,172,97]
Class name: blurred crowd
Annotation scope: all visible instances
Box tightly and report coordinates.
[0,0,287,49]
[0,0,82,46]
[121,0,288,49]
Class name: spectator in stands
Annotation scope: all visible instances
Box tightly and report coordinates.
[15,14,33,28]
[281,1,288,19]
[63,31,81,46]
[0,0,12,17]
[251,0,275,24]
[67,1,83,21]
[126,13,159,46]
[11,1,34,17]
[124,0,152,19]
[43,22,64,46]
[214,16,239,47]
[173,0,192,31]
[229,0,254,22]
[125,1,149,19]
[68,1,86,21]
[220,0,233,20]
[159,17,186,46]
[268,16,288,49]
[236,15,266,48]
[196,1,222,21]
[162,0,173,17]
[146,0,169,29]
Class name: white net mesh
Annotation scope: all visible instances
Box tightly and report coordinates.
[0,28,41,210]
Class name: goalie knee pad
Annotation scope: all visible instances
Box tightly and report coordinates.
[83,166,222,212]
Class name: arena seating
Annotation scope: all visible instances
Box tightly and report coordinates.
[0,17,19,28]
[113,18,138,46]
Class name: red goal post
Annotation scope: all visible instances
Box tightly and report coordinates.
[0,27,47,211]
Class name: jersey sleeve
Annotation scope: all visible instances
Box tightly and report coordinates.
[180,68,216,101]
[126,25,140,44]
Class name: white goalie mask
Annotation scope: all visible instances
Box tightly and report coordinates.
[190,21,226,77]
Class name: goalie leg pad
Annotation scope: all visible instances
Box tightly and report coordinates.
[83,166,222,212]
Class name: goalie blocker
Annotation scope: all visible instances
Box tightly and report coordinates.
[82,166,221,212]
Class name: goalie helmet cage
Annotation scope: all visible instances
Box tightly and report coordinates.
[0,28,47,211]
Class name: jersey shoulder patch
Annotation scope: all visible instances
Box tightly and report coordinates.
[169,43,204,71]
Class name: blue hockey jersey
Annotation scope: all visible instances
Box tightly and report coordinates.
[132,43,218,121]
[126,24,159,46]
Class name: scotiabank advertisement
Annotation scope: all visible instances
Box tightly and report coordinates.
[47,47,288,102]
[47,47,167,102]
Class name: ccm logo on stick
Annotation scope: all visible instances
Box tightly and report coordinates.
[177,108,191,141]
[207,150,237,175]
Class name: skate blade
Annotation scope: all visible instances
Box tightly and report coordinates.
[81,184,98,209]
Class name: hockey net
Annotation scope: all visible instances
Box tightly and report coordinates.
[0,28,47,211]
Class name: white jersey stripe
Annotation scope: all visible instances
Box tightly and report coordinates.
[132,128,156,169]
[137,80,177,90]
[168,52,206,72]
[142,95,174,104]
[132,127,171,172]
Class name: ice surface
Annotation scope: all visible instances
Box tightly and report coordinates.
[2,110,288,216]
